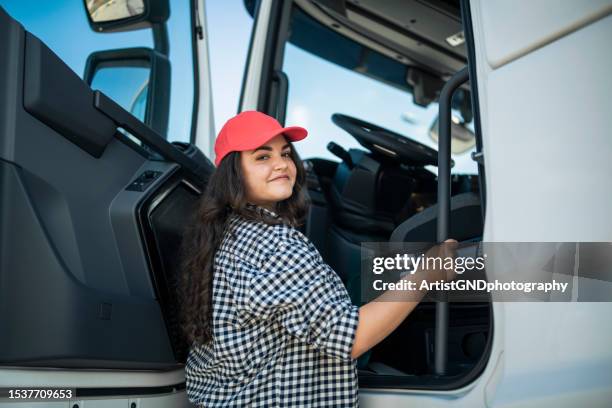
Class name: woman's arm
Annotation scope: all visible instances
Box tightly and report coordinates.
[351,298,422,359]
[350,240,457,359]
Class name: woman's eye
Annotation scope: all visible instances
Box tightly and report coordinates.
[255,152,290,161]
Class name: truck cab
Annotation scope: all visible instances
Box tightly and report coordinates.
[1,1,611,407]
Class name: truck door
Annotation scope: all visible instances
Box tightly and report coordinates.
[0,1,214,406]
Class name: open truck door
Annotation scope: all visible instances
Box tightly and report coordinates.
[0,1,215,406]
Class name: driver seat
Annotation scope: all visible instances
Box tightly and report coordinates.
[328,149,397,235]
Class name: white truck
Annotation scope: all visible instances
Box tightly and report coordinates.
[0,0,611,406]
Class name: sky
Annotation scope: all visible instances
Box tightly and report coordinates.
[205,1,253,133]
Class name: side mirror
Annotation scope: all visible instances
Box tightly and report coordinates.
[428,115,476,155]
[84,48,170,137]
[83,0,169,33]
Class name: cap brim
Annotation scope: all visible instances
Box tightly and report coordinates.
[239,126,308,150]
[280,126,308,142]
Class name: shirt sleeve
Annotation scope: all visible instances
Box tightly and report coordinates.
[243,235,359,361]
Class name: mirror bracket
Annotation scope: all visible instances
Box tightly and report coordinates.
[471,151,484,165]
[152,22,169,56]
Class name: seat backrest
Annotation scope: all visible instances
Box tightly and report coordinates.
[390,192,483,242]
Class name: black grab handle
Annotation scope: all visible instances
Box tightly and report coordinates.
[435,67,469,376]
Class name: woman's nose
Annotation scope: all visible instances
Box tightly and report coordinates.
[273,154,288,170]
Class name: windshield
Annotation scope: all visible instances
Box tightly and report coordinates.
[282,7,477,174]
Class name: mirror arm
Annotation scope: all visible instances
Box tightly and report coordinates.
[93,91,211,184]
[152,23,169,56]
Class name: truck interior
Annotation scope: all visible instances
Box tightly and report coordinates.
[0,0,491,395]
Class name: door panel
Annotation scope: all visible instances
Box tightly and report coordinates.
[471,0,612,406]
[479,0,612,68]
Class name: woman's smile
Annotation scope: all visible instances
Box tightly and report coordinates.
[269,175,290,182]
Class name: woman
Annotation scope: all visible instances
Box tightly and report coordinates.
[180,111,455,407]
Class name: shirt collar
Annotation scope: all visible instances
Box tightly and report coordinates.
[245,202,281,220]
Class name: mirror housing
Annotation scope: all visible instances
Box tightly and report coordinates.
[406,67,445,107]
[84,47,170,137]
[83,0,169,33]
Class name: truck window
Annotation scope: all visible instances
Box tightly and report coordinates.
[91,66,149,123]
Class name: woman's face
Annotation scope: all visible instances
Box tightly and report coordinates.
[240,134,296,211]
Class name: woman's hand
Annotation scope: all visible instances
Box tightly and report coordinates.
[423,239,458,283]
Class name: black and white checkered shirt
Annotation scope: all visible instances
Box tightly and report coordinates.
[185,205,360,407]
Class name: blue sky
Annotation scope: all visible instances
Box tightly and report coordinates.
[206,1,253,132]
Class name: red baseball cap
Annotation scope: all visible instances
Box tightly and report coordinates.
[214,111,308,166]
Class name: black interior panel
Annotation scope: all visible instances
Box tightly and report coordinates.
[141,179,201,363]
[23,32,116,158]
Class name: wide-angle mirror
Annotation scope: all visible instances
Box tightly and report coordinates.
[82,0,168,34]
[92,64,149,120]
[85,0,145,23]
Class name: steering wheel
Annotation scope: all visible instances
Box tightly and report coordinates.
[331,113,440,166]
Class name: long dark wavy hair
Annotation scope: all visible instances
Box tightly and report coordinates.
[179,143,309,346]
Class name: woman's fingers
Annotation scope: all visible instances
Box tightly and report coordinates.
[443,239,458,281]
